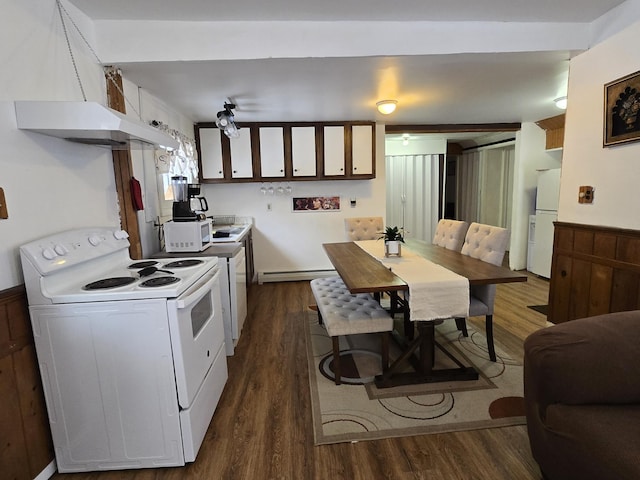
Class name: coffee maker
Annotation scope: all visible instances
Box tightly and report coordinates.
[171,176,197,221]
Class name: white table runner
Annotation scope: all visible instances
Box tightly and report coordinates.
[355,240,469,322]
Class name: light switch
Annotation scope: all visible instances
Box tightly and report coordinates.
[578,186,594,204]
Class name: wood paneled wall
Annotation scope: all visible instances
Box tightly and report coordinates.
[0,286,53,479]
[549,222,640,323]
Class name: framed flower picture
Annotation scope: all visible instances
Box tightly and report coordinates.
[604,70,640,146]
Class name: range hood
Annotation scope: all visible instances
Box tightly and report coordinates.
[14,101,180,151]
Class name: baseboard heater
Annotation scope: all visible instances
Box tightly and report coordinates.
[258,269,336,284]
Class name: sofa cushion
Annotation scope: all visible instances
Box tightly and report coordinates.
[543,403,640,480]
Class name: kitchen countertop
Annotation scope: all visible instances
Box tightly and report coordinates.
[152,242,243,259]
[210,222,252,244]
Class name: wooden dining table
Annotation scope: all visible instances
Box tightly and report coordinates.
[322,239,527,388]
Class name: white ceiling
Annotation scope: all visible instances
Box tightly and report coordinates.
[66,0,627,133]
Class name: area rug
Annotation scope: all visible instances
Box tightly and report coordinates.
[304,311,526,445]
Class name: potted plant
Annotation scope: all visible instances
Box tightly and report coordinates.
[379,226,404,257]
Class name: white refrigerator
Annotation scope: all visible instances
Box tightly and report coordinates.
[530,168,561,278]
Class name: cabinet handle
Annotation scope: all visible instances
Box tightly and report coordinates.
[233,170,237,173]
[294,169,298,172]
[354,167,358,171]
[218,170,222,174]
[340,168,343,171]
[561,270,567,277]
[280,169,283,172]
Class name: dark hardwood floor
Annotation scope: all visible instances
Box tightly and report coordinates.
[53,272,550,480]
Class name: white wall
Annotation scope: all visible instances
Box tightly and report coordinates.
[200,124,387,275]
[510,123,562,270]
[0,0,116,290]
[560,19,640,229]
[0,0,195,290]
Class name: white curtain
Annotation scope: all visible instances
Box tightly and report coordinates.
[385,154,440,243]
[456,145,515,229]
[457,150,480,223]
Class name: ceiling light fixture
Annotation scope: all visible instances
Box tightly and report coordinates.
[376,100,398,115]
[215,101,240,138]
[554,96,568,110]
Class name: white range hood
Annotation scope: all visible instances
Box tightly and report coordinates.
[14,101,180,151]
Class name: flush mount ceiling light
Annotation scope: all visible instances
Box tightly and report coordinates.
[215,101,240,138]
[376,100,398,115]
[554,96,568,109]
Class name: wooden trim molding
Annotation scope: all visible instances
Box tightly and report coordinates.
[105,66,142,260]
[385,123,521,134]
[549,222,640,323]
[0,285,54,479]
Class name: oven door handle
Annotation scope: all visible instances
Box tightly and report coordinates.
[176,270,218,309]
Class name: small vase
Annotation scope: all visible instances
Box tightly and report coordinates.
[385,240,402,257]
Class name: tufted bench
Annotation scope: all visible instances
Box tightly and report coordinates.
[310,276,393,385]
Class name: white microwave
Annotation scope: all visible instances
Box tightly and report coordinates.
[164,220,212,252]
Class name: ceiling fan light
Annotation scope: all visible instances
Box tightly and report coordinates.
[224,122,240,138]
[376,100,397,115]
[554,96,568,109]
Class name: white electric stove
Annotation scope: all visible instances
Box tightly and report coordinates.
[20,227,228,473]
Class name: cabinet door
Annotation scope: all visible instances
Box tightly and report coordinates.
[199,128,224,179]
[229,128,254,178]
[291,127,316,177]
[324,126,345,176]
[259,127,285,178]
[352,125,374,175]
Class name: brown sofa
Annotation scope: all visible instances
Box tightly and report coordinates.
[524,310,640,480]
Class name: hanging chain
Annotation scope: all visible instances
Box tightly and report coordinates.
[55,0,142,119]
[56,0,85,101]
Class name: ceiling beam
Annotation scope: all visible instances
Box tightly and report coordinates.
[385,123,521,134]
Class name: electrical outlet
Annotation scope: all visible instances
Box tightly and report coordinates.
[578,186,594,204]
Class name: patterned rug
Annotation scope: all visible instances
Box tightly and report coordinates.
[304,310,526,445]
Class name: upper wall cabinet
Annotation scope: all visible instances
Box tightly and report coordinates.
[291,126,317,177]
[323,126,345,176]
[196,121,375,183]
[351,125,374,175]
[258,127,285,178]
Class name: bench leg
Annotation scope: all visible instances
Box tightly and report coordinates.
[332,336,341,385]
[381,332,389,372]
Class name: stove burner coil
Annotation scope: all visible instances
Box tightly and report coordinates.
[164,259,204,268]
[128,261,159,269]
[83,277,136,290]
[139,276,180,288]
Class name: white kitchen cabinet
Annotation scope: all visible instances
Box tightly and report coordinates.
[259,127,285,177]
[198,128,224,179]
[291,126,317,177]
[229,128,253,178]
[352,125,373,175]
[323,126,345,176]
[196,121,375,183]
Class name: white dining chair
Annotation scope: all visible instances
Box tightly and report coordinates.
[344,217,384,241]
[432,219,469,251]
[455,222,510,362]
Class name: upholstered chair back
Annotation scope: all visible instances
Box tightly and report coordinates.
[432,219,469,251]
[460,222,510,267]
[457,222,510,362]
[344,217,384,241]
